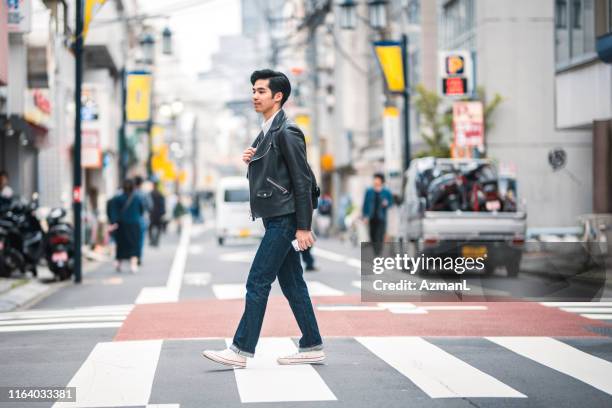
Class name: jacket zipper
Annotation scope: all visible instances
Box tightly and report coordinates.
[249,140,272,163]
[266,177,288,194]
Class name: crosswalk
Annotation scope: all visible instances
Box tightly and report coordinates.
[0,304,133,333]
[47,335,612,407]
[541,302,612,320]
[211,280,346,299]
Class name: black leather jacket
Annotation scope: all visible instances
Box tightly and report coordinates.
[247,109,313,230]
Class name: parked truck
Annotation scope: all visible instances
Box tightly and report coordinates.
[399,157,527,276]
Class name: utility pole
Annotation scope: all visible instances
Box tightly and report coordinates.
[301,0,332,182]
[119,68,127,183]
[401,33,411,171]
[73,0,84,284]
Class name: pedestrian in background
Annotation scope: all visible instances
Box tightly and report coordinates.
[301,247,317,271]
[108,179,145,273]
[362,173,393,256]
[134,176,151,265]
[149,182,166,247]
[0,170,14,210]
[315,193,333,238]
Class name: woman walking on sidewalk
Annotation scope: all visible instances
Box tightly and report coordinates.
[202,69,323,368]
[108,179,146,274]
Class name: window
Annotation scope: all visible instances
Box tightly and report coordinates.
[556,0,568,28]
[555,0,597,69]
[442,0,475,49]
[406,0,420,24]
[224,189,249,203]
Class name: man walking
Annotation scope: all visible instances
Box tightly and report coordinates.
[202,69,324,368]
[362,173,393,256]
[148,182,166,247]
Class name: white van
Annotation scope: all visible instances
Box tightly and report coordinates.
[215,177,264,245]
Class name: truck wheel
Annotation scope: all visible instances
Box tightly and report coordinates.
[506,257,521,277]
[0,259,10,278]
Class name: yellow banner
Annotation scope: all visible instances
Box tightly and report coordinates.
[83,0,107,42]
[126,73,152,123]
[374,43,405,93]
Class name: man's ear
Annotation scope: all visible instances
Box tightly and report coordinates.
[273,92,283,104]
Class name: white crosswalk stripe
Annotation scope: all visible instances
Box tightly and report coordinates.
[46,336,612,406]
[0,305,132,333]
[53,340,162,408]
[356,336,526,398]
[487,336,612,396]
[540,302,612,320]
[227,338,336,403]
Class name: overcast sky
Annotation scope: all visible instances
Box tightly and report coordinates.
[139,0,242,76]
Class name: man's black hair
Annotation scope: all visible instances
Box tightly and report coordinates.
[133,175,144,187]
[250,69,291,106]
[374,173,385,183]
[0,170,7,178]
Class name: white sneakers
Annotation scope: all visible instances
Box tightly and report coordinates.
[201,348,326,368]
[201,348,247,368]
[277,350,326,365]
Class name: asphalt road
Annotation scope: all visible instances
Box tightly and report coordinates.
[0,217,611,408]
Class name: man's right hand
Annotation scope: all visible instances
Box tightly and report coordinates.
[242,147,257,164]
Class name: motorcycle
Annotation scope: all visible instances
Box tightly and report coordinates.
[0,198,44,277]
[45,207,74,281]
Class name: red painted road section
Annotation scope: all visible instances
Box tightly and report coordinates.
[113,296,611,341]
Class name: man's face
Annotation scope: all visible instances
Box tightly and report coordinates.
[373,177,383,189]
[0,176,6,187]
[252,79,282,114]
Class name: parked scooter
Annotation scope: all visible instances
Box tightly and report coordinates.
[45,207,74,281]
[0,197,45,277]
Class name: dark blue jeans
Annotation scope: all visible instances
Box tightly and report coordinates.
[231,213,323,357]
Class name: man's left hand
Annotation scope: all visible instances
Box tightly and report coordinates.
[295,229,314,251]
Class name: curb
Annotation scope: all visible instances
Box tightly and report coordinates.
[0,258,102,313]
[0,278,70,312]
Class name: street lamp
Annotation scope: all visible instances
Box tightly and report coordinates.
[368,0,387,30]
[139,33,155,65]
[162,26,173,55]
[338,0,357,30]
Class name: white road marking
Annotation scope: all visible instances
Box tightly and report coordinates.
[0,310,129,321]
[0,322,122,333]
[219,251,257,263]
[0,316,126,325]
[559,307,612,314]
[317,305,385,312]
[136,218,191,304]
[183,272,211,286]
[357,337,526,398]
[540,302,612,307]
[421,305,488,311]
[53,340,162,408]
[346,258,362,269]
[212,284,246,299]
[580,314,612,320]
[311,247,347,262]
[146,405,180,408]
[226,338,336,403]
[306,281,344,296]
[487,336,612,396]
[188,244,203,254]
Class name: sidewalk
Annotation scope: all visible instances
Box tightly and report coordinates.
[0,246,109,312]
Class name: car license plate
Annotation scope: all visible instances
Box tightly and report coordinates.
[52,251,68,262]
[462,245,487,259]
[239,229,250,237]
